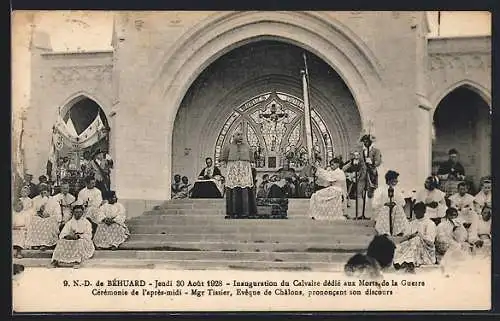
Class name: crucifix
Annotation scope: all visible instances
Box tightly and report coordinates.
[259,102,288,151]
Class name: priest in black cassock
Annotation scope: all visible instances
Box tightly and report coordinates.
[220,131,257,218]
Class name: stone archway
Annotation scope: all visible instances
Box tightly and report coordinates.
[432,85,491,192]
[151,11,383,198]
[171,40,363,185]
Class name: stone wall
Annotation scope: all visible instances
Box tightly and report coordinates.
[26,12,491,203]
[26,31,113,179]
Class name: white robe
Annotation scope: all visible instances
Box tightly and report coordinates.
[474,190,492,214]
[96,203,127,225]
[309,168,347,220]
[77,187,103,222]
[393,217,437,266]
[51,192,76,223]
[449,193,479,242]
[414,188,447,219]
[59,217,93,240]
[93,202,130,248]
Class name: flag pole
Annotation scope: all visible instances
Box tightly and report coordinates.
[301,52,314,164]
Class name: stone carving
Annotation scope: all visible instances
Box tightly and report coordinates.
[429,54,490,72]
[51,65,113,85]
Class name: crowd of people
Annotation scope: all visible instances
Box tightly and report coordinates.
[13,130,490,273]
[12,175,129,268]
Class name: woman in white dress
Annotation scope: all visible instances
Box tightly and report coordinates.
[309,157,348,221]
[25,184,61,250]
[51,205,95,268]
[93,191,130,250]
[372,170,410,236]
[414,176,447,225]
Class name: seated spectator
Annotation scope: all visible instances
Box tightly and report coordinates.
[93,191,129,250]
[77,176,103,231]
[477,205,491,241]
[19,186,34,214]
[190,157,225,198]
[171,174,183,199]
[37,175,50,194]
[309,157,348,220]
[435,207,471,262]
[25,184,61,250]
[392,202,437,273]
[449,182,479,244]
[51,205,95,268]
[12,199,29,259]
[256,174,270,198]
[51,182,76,227]
[23,173,38,198]
[437,148,466,181]
[474,177,492,215]
[414,176,447,225]
[198,157,222,180]
[178,176,191,199]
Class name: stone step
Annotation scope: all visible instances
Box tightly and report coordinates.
[118,240,370,252]
[19,249,355,263]
[126,233,374,244]
[13,257,346,272]
[165,199,311,205]
[127,216,375,228]
[127,223,374,235]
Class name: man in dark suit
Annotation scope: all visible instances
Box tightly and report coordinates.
[437,148,466,181]
[198,157,222,180]
[358,134,382,198]
[357,134,382,219]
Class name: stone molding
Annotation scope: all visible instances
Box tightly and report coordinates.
[429,53,491,72]
[51,64,113,85]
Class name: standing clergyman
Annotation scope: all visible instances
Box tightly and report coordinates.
[220,131,257,219]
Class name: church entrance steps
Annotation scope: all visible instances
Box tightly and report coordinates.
[13,257,346,272]
[125,233,374,244]
[15,199,376,271]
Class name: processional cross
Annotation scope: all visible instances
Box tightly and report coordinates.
[259,102,288,151]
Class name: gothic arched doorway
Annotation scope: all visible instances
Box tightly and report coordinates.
[172,40,362,185]
[432,85,491,192]
[48,95,111,193]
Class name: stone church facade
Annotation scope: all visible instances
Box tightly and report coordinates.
[23,11,491,216]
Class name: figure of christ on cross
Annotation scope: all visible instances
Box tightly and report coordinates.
[259,103,288,151]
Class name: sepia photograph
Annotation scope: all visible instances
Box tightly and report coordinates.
[11,10,492,312]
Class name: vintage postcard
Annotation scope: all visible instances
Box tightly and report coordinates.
[11,10,492,312]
